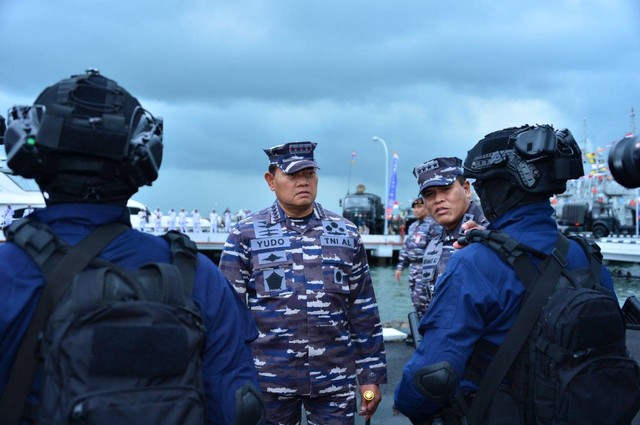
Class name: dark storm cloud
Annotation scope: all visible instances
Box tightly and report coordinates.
[3,1,633,102]
[0,0,639,213]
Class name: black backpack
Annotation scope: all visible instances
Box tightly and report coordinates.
[0,219,206,425]
[462,229,640,425]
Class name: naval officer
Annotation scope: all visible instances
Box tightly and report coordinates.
[395,197,441,318]
[220,141,387,425]
[413,157,488,299]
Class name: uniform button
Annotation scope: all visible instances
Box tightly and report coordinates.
[369,372,377,379]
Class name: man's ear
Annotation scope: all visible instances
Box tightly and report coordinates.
[463,180,472,200]
[264,172,275,191]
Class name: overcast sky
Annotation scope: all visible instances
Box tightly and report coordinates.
[1,0,639,215]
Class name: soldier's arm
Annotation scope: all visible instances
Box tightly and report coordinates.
[394,251,506,422]
[396,243,408,282]
[348,236,388,386]
[397,241,409,272]
[194,258,264,425]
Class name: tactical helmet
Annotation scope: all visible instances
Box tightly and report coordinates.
[463,124,583,196]
[3,69,163,204]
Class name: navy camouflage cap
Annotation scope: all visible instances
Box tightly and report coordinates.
[413,157,464,194]
[264,141,319,174]
[411,197,424,208]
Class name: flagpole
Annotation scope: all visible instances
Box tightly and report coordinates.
[347,151,356,194]
[372,137,389,235]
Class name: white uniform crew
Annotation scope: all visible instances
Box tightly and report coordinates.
[153,208,163,233]
[178,208,187,233]
[224,208,232,232]
[137,209,147,232]
[167,208,176,231]
[1,205,13,228]
[209,209,219,233]
[192,209,201,233]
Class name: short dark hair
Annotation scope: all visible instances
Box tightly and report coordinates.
[268,164,278,175]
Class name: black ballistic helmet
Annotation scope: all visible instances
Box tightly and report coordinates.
[463,124,583,195]
[3,69,163,204]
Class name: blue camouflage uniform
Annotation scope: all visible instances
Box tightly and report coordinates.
[0,204,261,425]
[411,157,489,301]
[393,201,617,421]
[421,201,487,299]
[219,200,388,422]
[396,216,440,316]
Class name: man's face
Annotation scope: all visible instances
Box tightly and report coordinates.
[265,167,318,217]
[421,179,471,230]
[412,201,429,221]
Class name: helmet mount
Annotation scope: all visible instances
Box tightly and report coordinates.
[463,124,583,196]
[3,70,163,204]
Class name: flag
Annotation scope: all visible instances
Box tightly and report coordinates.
[387,152,399,218]
[351,151,356,165]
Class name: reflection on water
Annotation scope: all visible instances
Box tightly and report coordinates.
[369,266,414,325]
[608,262,640,305]
[370,262,640,325]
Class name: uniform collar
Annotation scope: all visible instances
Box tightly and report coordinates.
[268,200,327,224]
[440,201,485,240]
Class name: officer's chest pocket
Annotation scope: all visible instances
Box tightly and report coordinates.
[313,257,352,328]
[319,230,356,294]
[415,235,428,250]
[320,240,354,295]
[251,251,294,299]
[321,259,352,295]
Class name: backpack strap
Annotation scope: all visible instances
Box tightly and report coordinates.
[568,234,602,285]
[162,230,199,297]
[466,233,570,425]
[0,220,129,425]
[3,219,69,277]
[461,229,547,289]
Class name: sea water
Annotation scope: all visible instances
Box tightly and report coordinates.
[370,262,640,325]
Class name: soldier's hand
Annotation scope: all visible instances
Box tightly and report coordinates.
[453,220,485,249]
[394,269,402,282]
[358,384,381,421]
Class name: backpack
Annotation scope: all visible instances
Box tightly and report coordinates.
[462,229,640,425]
[0,219,206,425]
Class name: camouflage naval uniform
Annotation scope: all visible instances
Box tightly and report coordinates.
[412,157,489,300]
[396,217,440,316]
[422,201,488,296]
[220,201,388,424]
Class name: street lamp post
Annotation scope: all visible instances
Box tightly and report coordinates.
[372,136,389,235]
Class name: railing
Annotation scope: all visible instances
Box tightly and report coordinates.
[183,233,404,258]
[596,236,640,263]
[2,230,638,262]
